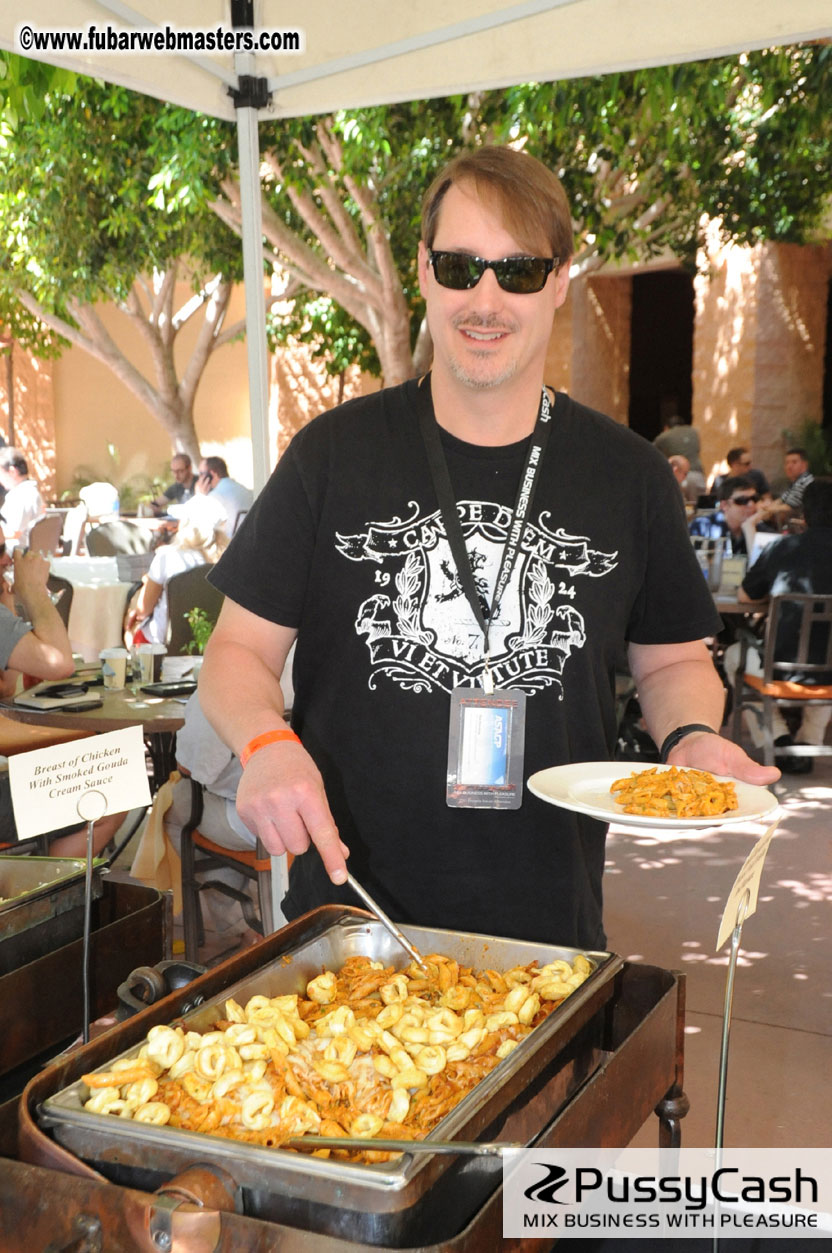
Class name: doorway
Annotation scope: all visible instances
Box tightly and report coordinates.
[628,271,695,441]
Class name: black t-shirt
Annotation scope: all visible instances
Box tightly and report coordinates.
[211,378,719,948]
[741,528,832,682]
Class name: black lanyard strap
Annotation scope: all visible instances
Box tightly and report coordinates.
[418,380,553,662]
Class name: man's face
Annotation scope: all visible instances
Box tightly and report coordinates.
[722,488,759,531]
[198,460,217,489]
[171,457,192,484]
[417,182,569,394]
[0,527,11,575]
[784,453,808,482]
[730,454,752,473]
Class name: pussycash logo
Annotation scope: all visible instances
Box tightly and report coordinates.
[524,1163,571,1204]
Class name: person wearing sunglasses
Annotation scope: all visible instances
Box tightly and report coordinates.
[689,475,767,556]
[199,145,778,953]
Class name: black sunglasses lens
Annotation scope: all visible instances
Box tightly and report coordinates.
[432,252,481,289]
[732,495,758,505]
[494,257,549,293]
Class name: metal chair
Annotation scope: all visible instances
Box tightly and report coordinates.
[165,564,224,656]
[178,777,274,961]
[28,513,65,556]
[86,520,154,556]
[46,574,74,628]
[730,593,832,768]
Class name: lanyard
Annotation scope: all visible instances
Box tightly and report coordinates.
[418,379,553,690]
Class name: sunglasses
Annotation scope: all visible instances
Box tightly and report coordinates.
[428,250,558,294]
[730,494,759,506]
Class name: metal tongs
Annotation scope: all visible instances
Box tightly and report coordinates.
[346,872,429,972]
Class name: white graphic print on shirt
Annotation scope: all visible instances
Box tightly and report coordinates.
[336,500,618,697]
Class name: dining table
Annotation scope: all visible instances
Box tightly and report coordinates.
[48,557,135,664]
[0,681,189,791]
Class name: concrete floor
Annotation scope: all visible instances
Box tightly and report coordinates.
[112,745,831,1154]
[604,754,831,1151]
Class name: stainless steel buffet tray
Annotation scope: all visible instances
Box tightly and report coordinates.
[39,909,622,1246]
[0,857,104,973]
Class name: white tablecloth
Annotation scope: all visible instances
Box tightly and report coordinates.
[50,557,133,663]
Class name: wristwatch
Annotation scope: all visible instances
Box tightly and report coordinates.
[659,723,716,763]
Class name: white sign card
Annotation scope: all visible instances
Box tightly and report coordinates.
[716,817,779,951]
[8,725,151,840]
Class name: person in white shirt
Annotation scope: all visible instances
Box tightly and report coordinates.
[0,449,44,551]
[125,515,227,646]
[197,457,253,536]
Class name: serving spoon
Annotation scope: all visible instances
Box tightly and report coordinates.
[346,872,429,973]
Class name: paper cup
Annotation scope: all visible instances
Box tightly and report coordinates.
[138,643,167,683]
[100,647,129,690]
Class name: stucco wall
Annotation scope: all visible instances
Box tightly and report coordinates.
[694,231,832,487]
[568,274,632,424]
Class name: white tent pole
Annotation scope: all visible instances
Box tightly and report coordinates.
[231,3,271,495]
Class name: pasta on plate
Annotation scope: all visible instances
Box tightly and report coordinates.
[610,766,738,819]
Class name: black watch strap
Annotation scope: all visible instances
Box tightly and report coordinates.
[659,723,716,763]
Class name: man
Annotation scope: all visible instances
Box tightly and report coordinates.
[711,447,770,500]
[200,146,776,949]
[759,447,813,526]
[653,416,706,498]
[153,453,198,513]
[169,457,253,538]
[0,531,122,854]
[730,477,832,773]
[0,448,44,551]
[689,475,763,555]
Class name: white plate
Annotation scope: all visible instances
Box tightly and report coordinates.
[527,761,779,829]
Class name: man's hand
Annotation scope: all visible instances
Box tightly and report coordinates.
[235,740,350,885]
[667,729,780,786]
[11,548,50,610]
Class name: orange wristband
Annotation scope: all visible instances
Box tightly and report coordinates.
[240,728,301,768]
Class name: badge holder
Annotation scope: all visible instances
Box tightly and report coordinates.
[446,687,526,809]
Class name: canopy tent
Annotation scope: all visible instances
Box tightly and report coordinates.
[1,0,831,488]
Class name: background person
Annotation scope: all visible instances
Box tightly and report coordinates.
[0,448,44,552]
[153,453,198,513]
[126,515,226,647]
[758,447,814,527]
[727,476,832,773]
[689,475,764,556]
[711,446,770,500]
[0,534,122,855]
[199,144,776,950]
[653,415,706,498]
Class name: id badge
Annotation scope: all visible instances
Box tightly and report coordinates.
[446,687,527,809]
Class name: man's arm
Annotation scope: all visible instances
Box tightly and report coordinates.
[628,638,779,784]
[4,550,74,679]
[199,600,348,884]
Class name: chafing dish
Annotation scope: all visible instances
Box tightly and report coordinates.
[38,906,622,1245]
[0,856,104,975]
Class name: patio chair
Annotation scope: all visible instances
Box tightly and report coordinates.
[178,776,274,961]
[28,512,65,556]
[730,593,832,769]
[46,574,74,628]
[86,519,154,556]
[165,564,224,656]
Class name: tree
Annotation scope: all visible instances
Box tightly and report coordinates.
[209,44,832,385]
[0,71,242,462]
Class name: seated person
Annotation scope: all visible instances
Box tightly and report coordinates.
[169,457,253,539]
[725,477,832,773]
[757,448,813,528]
[0,534,124,854]
[158,691,259,941]
[153,453,197,514]
[711,447,770,499]
[126,516,227,646]
[689,475,765,555]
